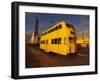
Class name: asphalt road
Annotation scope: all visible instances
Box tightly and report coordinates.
[26,45,89,68]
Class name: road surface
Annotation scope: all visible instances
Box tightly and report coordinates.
[26,45,89,68]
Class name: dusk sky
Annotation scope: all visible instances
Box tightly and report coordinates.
[25,12,89,34]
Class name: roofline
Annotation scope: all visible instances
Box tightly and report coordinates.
[41,21,65,34]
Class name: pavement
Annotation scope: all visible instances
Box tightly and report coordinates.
[26,45,89,68]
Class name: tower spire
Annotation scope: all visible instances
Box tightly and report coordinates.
[34,17,39,37]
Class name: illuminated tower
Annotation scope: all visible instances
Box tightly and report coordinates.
[34,17,39,37]
[34,17,39,44]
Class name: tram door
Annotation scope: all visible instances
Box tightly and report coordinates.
[69,37,76,53]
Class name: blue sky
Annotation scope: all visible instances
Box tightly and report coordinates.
[25,12,89,34]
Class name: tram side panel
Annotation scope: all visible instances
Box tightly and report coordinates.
[48,30,58,53]
[40,21,77,56]
[57,24,69,55]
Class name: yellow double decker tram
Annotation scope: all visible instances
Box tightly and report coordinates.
[40,21,77,56]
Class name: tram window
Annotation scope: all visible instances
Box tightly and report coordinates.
[50,29,52,32]
[40,41,42,44]
[43,32,47,35]
[41,41,43,44]
[55,38,57,44]
[71,24,75,30]
[70,31,75,34]
[43,33,45,36]
[53,28,54,31]
[69,37,74,43]
[46,40,48,44]
[69,37,73,40]
[66,23,72,28]
[51,39,53,44]
[53,39,55,44]
[53,39,54,44]
[49,29,51,33]
[43,41,45,44]
[58,38,61,44]
[51,29,53,32]
[42,41,43,44]
[45,32,47,35]
[52,28,55,31]
[41,40,45,44]
[43,40,45,44]
[51,39,54,44]
[53,28,55,32]
[48,30,50,33]
[58,24,62,29]
[55,26,58,31]
[64,37,67,44]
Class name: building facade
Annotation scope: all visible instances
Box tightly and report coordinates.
[77,31,89,48]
